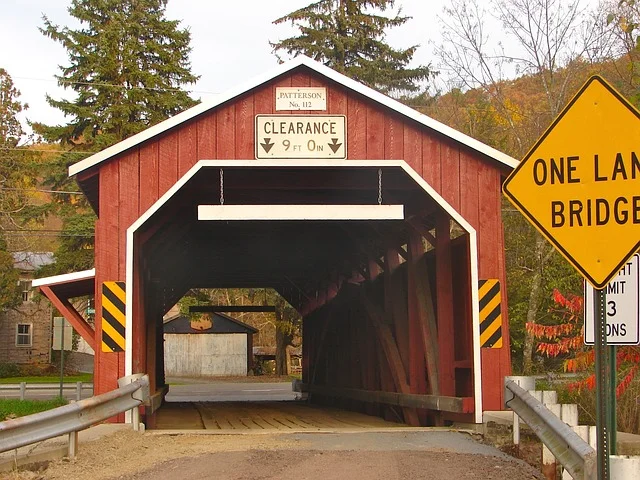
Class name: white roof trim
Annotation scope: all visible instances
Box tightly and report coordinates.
[69,56,518,177]
[32,268,96,288]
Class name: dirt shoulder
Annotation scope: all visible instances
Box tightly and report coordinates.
[2,428,543,480]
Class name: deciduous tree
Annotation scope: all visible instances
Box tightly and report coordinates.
[433,0,613,373]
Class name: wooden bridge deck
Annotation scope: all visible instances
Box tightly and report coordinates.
[154,401,406,431]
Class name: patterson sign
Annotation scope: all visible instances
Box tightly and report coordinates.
[503,76,640,289]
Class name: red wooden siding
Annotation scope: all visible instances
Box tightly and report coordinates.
[93,68,511,411]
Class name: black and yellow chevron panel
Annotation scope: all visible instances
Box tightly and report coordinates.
[479,279,503,348]
[101,281,126,353]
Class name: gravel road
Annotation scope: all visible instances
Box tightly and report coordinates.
[2,428,544,480]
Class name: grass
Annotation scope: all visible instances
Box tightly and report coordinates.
[0,373,93,384]
[0,397,68,420]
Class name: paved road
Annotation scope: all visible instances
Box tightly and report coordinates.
[165,382,296,402]
[0,383,93,401]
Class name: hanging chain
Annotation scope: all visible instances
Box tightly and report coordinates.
[220,168,225,205]
[378,168,383,205]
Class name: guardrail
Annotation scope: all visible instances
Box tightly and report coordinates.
[0,382,93,401]
[294,381,474,413]
[504,379,596,480]
[0,374,149,458]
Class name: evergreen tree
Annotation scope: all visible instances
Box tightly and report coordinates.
[0,68,26,149]
[36,0,199,151]
[271,0,432,96]
[34,0,200,276]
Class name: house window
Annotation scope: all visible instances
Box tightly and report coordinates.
[19,280,32,302]
[16,324,32,347]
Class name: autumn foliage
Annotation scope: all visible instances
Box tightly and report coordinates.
[526,288,639,397]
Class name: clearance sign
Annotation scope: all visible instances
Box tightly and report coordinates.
[503,76,640,289]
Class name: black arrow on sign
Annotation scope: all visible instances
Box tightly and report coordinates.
[261,138,274,153]
[328,138,342,153]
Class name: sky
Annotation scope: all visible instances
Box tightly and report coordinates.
[1,0,450,137]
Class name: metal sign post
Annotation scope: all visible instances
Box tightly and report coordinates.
[52,317,72,398]
[59,321,65,398]
[593,288,610,479]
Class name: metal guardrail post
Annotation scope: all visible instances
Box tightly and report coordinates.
[19,382,26,401]
[117,373,146,431]
[505,380,596,480]
[76,382,82,401]
[68,431,78,458]
[505,376,536,451]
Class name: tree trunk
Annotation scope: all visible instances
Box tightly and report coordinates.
[275,326,293,375]
[275,308,293,375]
[522,234,548,374]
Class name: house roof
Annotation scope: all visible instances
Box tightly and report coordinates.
[68,56,518,178]
[12,252,55,271]
[32,269,96,299]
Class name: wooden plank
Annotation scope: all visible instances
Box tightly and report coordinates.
[347,96,367,159]
[459,149,480,230]
[403,122,423,175]
[301,384,474,413]
[139,142,159,213]
[357,287,420,426]
[132,248,146,375]
[385,251,409,379]
[435,213,456,397]
[422,131,441,191]
[408,232,440,397]
[451,237,473,390]
[178,120,197,177]
[366,104,385,159]
[216,104,236,159]
[384,115,404,161]
[406,234,429,425]
[328,83,347,115]
[234,95,254,159]
[196,112,217,159]
[118,150,140,278]
[158,131,178,197]
[440,141,461,210]
[253,83,274,117]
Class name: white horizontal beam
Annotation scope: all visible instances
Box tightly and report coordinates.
[198,204,404,221]
[32,268,96,288]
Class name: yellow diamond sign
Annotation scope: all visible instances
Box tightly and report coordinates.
[503,76,640,289]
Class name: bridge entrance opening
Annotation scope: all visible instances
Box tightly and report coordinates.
[128,161,481,428]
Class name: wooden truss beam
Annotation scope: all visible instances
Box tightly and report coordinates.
[299,384,474,413]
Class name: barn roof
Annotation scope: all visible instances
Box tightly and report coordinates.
[68,56,517,178]
[163,312,258,334]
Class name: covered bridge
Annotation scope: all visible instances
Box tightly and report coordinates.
[35,56,516,426]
